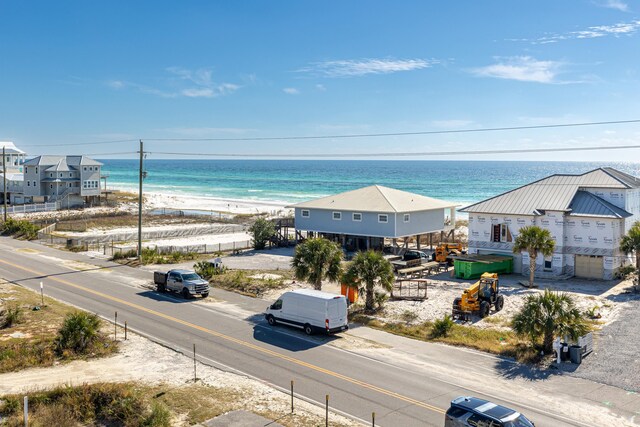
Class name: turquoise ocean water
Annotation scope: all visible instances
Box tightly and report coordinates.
[100,160,640,209]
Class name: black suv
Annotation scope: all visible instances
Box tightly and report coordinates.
[445,396,535,427]
[402,250,429,262]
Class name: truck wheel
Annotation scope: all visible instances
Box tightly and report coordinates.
[495,295,504,312]
[157,283,166,293]
[182,288,191,299]
[304,324,314,335]
[480,301,490,318]
[267,315,277,326]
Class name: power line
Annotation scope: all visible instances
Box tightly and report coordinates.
[143,119,640,142]
[148,143,640,158]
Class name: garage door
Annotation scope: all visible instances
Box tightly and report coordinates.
[575,255,603,279]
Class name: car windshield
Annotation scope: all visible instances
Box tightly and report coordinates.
[504,415,535,427]
[181,273,200,281]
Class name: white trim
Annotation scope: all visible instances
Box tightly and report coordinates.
[378,214,388,223]
[352,212,362,222]
[301,209,310,218]
[403,213,410,223]
[332,211,342,221]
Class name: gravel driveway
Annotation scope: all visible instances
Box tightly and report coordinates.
[569,295,640,392]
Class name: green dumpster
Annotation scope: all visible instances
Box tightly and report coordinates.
[454,255,513,279]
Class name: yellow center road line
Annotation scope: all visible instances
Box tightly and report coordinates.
[0,258,446,416]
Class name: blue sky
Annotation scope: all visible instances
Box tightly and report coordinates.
[1,0,639,161]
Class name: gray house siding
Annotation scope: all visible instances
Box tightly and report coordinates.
[80,165,101,196]
[295,208,396,237]
[394,209,446,237]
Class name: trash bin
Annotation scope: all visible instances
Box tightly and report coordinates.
[569,345,583,364]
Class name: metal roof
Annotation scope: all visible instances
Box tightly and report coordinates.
[287,185,458,213]
[24,155,102,167]
[460,168,636,216]
[0,141,25,155]
[568,191,632,218]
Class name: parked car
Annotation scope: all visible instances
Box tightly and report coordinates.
[154,269,210,299]
[264,289,348,335]
[402,250,430,262]
[445,396,535,427]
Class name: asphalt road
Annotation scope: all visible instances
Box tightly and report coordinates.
[0,237,635,427]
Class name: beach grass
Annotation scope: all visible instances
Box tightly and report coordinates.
[210,269,293,298]
[351,313,539,363]
[0,281,118,373]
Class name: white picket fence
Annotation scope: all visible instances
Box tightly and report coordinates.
[0,202,58,215]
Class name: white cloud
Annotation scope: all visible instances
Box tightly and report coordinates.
[471,56,562,83]
[298,58,437,77]
[107,80,125,89]
[283,87,300,95]
[315,84,326,91]
[106,67,240,98]
[518,19,640,44]
[599,0,629,11]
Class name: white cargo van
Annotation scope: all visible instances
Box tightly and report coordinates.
[265,289,349,335]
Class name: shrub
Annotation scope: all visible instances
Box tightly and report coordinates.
[431,315,454,338]
[112,249,138,260]
[373,291,389,310]
[0,304,23,329]
[1,218,39,240]
[54,312,102,356]
[400,310,419,324]
[248,218,275,250]
[142,401,172,427]
[193,261,225,280]
[614,264,636,280]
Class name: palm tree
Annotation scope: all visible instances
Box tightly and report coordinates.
[291,238,343,290]
[343,250,395,311]
[620,221,640,284]
[512,225,555,288]
[512,289,588,354]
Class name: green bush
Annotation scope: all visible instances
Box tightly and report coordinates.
[0,304,23,329]
[54,312,102,356]
[374,291,389,310]
[1,218,39,240]
[193,261,225,280]
[614,264,636,279]
[139,248,197,265]
[248,218,275,250]
[112,249,138,260]
[431,315,454,338]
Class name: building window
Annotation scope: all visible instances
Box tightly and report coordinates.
[27,181,30,187]
[404,214,410,223]
[301,209,310,218]
[492,224,513,243]
[544,258,552,271]
[352,213,362,222]
[25,167,28,174]
[59,173,62,178]
[378,214,388,223]
[50,184,53,189]
[83,167,87,171]
[33,181,36,187]
[35,167,37,173]
[332,212,342,220]
[69,172,72,177]
[49,173,53,178]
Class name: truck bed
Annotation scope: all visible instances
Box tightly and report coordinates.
[154,271,167,285]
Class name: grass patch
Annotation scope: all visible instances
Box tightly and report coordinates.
[351,313,539,363]
[0,218,39,240]
[0,382,170,427]
[210,269,292,298]
[0,282,117,373]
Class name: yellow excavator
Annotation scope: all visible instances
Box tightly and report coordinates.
[452,273,504,320]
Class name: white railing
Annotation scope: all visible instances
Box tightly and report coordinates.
[0,202,58,215]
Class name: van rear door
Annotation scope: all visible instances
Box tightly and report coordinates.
[326,296,348,332]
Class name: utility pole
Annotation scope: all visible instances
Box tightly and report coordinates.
[2,146,7,222]
[138,140,143,259]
